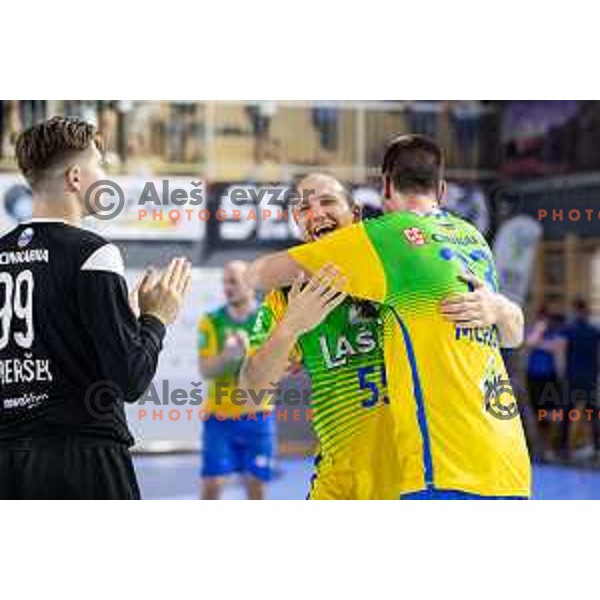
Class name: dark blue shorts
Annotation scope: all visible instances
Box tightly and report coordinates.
[201,412,276,481]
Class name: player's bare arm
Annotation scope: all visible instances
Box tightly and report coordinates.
[247,250,304,292]
[239,266,347,394]
[440,272,525,348]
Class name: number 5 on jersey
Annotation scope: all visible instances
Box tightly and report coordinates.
[358,365,389,408]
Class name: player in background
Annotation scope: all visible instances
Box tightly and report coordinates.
[197,260,274,499]
[247,135,531,499]
[239,174,402,499]
[0,117,191,499]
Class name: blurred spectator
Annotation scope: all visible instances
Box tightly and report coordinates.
[0,101,5,160]
[450,101,483,168]
[0,100,28,158]
[572,101,600,171]
[246,101,278,163]
[186,105,203,163]
[19,101,47,129]
[94,101,120,165]
[168,101,202,163]
[1,101,23,159]
[311,104,339,164]
[115,101,133,164]
[502,101,578,176]
[126,102,162,175]
[525,307,564,462]
[557,299,600,463]
[405,101,439,139]
[167,101,185,163]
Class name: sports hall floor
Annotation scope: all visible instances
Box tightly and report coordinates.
[135,455,600,500]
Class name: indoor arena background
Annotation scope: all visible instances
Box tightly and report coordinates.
[1,100,598,499]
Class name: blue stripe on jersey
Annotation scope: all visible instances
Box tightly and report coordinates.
[391,308,434,488]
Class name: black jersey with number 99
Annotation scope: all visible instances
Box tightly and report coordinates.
[0,220,166,445]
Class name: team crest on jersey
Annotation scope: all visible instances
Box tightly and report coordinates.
[403,227,427,246]
[348,302,375,325]
[17,227,34,248]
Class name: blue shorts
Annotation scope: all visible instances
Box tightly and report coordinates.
[201,412,276,481]
[400,488,529,500]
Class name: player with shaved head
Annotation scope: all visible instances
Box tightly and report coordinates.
[239,173,403,499]
[197,260,274,499]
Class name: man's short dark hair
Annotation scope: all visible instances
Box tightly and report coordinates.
[573,298,589,316]
[15,116,100,188]
[381,134,444,194]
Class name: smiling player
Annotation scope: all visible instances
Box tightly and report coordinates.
[240,174,402,499]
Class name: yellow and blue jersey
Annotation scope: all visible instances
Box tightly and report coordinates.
[288,210,532,498]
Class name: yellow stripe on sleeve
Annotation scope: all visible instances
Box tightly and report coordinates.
[288,222,387,302]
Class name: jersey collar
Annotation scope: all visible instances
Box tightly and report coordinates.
[21,218,68,224]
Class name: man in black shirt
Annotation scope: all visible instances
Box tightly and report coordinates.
[0,116,191,499]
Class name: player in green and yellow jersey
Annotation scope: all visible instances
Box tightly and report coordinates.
[240,174,401,499]
[248,136,531,499]
[197,260,274,500]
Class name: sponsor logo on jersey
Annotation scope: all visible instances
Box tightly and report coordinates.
[319,330,378,369]
[455,325,500,349]
[0,249,49,265]
[17,227,34,248]
[431,232,480,246]
[3,392,48,410]
[403,227,427,246]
